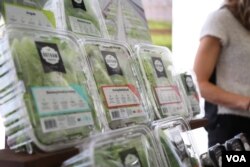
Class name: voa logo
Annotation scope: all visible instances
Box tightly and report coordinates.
[226,155,246,163]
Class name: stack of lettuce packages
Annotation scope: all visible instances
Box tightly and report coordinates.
[152,116,202,167]
[0,24,105,153]
[44,0,108,38]
[62,125,163,167]
[135,44,192,120]
[78,38,154,129]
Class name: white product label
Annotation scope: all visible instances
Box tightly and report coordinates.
[31,87,90,115]
[109,106,145,120]
[160,103,185,116]
[105,54,118,69]
[102,85,140,108]
[155,86,181,105]
[4,3,54,28]
[68,16,101,37]
[41,46,59,64]
[155,86,185,116]
[188,95,200,114]
[41,112,93,133]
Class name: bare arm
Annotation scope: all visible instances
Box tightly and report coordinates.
[193,36,250,111]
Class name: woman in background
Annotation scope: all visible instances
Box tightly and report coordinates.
[194,0,250,147]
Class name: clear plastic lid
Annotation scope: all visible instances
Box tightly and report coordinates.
[99,0,152,45]
[225,137,245,151]
[152,116,201,167]
[80,38,153,129]
[179,71,202,118]
[1,0,56,28]
[0,24,104,152]
[234,133,250,151]
[208,144,226,167]
[135,44,191,119]
[62,125,162,167]
[44,0,109,38]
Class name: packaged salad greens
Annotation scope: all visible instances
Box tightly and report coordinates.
[80,38,153,129]
[135,44,191,119]
[0,25,104,153]
[62,125,162,167]
[99,0,151,45]
[44,0,108,38]
[0,0,56,28]
[152,116,201,167]
[179,72,201,117]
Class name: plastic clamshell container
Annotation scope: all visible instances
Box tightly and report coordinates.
[225,138,244,151]
[208,144,226,167]
[44,0,108,38]
[62,125,162,167]
[80,38,153,129]
[0,24,104,153]
[1,0,56,28]
[179,72,201,117]
[152,116,201,167]
[98,0,151,45]
[135,44,191,119]
[234,133,250,151]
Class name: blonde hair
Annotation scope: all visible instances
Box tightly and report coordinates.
[225,0,250,30]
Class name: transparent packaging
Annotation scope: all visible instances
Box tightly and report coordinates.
[208,144,226,167]
[62,125,162,167]
[152,116,201,167]
[0,0,55,28]
[234,133,250,151]
[80,38,153,129]
[179,71,202,118]
[0,24,104,153]
[135,44,191,119]
[98,0,152,45]
[225,137,244,151]
[44,0,109,38]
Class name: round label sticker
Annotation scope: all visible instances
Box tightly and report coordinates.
[73,0,83,4]
[41,46,59,65]
[154,59,164,72]
[105,54,118,69]
[124,154,141,167]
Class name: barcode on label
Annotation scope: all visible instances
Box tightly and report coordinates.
[44,119,57,130]
[111,110,121,120]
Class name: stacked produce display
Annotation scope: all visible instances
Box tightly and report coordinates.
[0,25,104,153]
[0,0,206,167]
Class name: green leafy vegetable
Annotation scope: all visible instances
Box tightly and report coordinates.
[4,28,100,151]
[85,43,149,129]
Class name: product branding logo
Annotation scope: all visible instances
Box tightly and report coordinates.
[154,59,164,72]
[41,46,60,65]
[119,148,142,167]
[152,57,167,78]
[72,0,86,11]
[35,42,66,73]
[105,54,118,69]
[102,50,123,76]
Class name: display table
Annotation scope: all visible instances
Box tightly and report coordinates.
[0,148,79,167]
[189,118,208,129]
